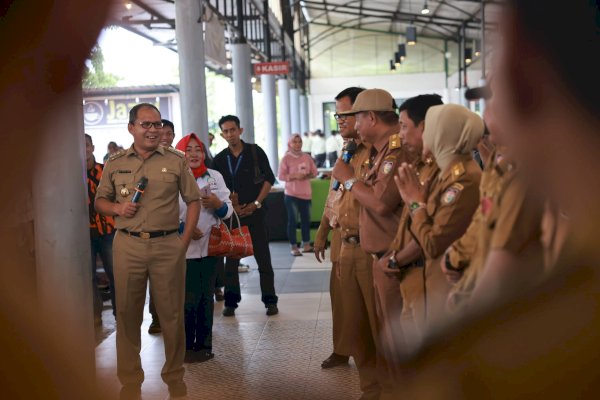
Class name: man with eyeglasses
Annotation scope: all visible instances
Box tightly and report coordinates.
[95,103,201,400]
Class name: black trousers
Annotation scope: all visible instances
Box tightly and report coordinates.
[184,256,218,351]
[220,208,278,308]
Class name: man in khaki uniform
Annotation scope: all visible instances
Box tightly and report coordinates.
[96,103,201,400]
[393,104,482,348]
[332,88,415,384]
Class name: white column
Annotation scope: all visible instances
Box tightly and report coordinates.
[175,0,209,144]
[289,87,300,134]
[33,87,95,385]
[299,94,309,135]
[262,74,279,173]
[278,78,291,149]
[231,43,255,143]
[478,78,487,114]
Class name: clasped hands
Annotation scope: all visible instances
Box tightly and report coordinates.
[394,162,430,205]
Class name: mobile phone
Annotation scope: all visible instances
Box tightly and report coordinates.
[200,185,211,197]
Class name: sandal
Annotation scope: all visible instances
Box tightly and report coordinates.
[291,247,303,256]
[302,246,314,253]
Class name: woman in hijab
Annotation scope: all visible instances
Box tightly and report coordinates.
[278,133,319,256]
[176,133,233,363]
[394,104,483,342]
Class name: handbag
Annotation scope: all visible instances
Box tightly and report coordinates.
[208,210,254,259]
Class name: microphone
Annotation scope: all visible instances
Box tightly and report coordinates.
[332,140,357,190]
[131,176,148,203]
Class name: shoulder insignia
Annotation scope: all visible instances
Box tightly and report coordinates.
[389,134,401,150]
[108,149,126,162]
[452,162,465,178]
[166,146,185,158]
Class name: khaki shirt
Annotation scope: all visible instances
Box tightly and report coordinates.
[335,142,371,238]
[450,150,544,306]
[315,178,342,262]
[359,134,414,254]
[410,154,481,267]
[96,145,200,232]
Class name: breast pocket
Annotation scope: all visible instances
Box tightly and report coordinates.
[114,174,135,202]
[148,171,179,198]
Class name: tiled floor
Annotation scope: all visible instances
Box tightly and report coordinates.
[95,243,362,400]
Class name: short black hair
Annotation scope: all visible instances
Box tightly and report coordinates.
[399,94,444,126]
[84,133,92,143]
[335,87,365,104]
[373,111,399,126]
[508,0,599,117]
[129,103,160,124]
[218,115,241,129]
[161,119,174,131]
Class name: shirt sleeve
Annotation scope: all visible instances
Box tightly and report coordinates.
[278,156,290,182]
[490,177,543,252]
[256,145,276,185]
[448,206,483,269]
[410,174,480,260]
[309,155,318,177]
[213,170,233,220]
[95,159,116,201]
[179,157,201,203]
[372,154,403,213]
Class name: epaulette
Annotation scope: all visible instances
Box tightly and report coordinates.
[108,149,126,162]
[389,133,402,150]
[452,162,465,179]
[165,146,186,158]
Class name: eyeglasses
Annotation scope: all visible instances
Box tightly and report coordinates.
[135,121,164,129]
[334,113,355,120]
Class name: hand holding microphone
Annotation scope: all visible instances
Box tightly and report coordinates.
[332,140,357,190]
[117,176,147,218]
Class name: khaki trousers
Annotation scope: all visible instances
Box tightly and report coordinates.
[329,230,350,355]
[339,241,380,398]
[113,231,186,386]
[400,260,452,349]
[372,256,405,379]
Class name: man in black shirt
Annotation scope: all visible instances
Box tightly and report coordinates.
[212,115,279,316]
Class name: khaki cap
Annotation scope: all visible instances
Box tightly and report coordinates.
[338,88,396,115]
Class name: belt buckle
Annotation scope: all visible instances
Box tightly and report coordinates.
[140,232,151,239]
[371,254,377,260]
[348,236,358,245]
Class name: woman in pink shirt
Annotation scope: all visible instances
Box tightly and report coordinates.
[278,134,319,256]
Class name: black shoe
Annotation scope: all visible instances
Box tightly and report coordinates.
[266,304,279,316]
[321,353,349,369]
[119,384,141,400]
[148,320,161,334]
[222,307,235,317]
[168,381,187,398]
[184,349,196,363]
[196,350,215,363]
[214,288,224,302]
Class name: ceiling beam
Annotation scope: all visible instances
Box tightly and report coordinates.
[130,0,175,28]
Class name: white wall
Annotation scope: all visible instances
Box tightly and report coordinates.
[308,70,482,130]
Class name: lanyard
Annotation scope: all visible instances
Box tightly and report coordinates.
[227,154,243,188]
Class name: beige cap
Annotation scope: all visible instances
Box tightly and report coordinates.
[338,88,397,115]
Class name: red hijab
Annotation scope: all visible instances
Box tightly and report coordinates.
[175,133,207,178]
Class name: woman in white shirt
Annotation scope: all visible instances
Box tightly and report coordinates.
[176,133,233,363]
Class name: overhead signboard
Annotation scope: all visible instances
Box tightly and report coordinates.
[83,96,171,127]
[253,61,290,75]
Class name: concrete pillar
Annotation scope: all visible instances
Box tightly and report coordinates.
[231,43,255,143]
[33,87,95,386]
[299,94,309,135]
[175,0,209,144]
[262,74,279,173]
[290,87,300,134]
[278,78,291,148]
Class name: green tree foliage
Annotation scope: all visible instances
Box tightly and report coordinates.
[83,46,121,88]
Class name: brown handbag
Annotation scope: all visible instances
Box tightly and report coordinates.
[208,211,254,259]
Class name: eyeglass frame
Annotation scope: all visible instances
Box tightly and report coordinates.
[334,113,356,120]
[132,121,164,129]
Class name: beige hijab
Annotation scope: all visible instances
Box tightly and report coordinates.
[423,104,484,171]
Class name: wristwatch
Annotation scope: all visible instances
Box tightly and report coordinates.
[409,201,426,215]
[344,178,357,191]
[254,200,262,209]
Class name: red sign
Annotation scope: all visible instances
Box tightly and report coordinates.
[254,61,290,75]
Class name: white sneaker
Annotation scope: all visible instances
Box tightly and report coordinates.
[238,264,250,273]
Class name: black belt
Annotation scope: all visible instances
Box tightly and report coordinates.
[120,229,178,239]
[370,251,386,260]
[401,258,425,269]
[342,235,360,245]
